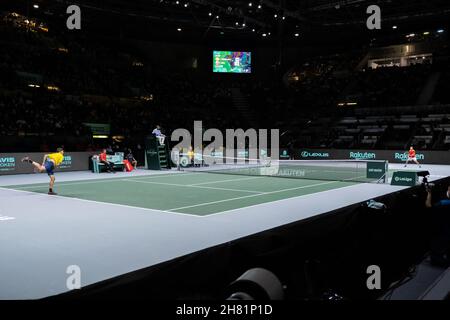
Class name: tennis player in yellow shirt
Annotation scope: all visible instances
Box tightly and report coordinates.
[21,147,65,195]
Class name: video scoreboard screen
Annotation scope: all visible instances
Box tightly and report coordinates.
[213,51,252,73]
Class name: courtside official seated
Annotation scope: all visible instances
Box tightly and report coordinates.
[92,149,124,173]
[152,124,166,145]
[125,148,138,169]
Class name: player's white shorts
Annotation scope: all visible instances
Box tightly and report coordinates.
[407,157,417,161]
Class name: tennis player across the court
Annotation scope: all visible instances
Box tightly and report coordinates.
[404,146,421,168]
[21,147,65,195]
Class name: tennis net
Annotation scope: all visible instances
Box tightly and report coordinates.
[177,154,388,183]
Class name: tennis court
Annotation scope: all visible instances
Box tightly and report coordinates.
[5,172,357,216]
[2,163,447,299]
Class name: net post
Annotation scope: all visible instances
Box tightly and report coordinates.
[376,160,389,183]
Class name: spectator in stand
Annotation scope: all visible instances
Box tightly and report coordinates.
[106,145,114,155]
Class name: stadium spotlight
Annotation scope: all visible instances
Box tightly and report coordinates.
[177,28,182,32]
[294,33,299,37]
[33,4,39,9]
[208,12,212,16]
[392,25,397,29]
[226,268,284,300]
[184,3,188,7]
[274,14,278,18]
[252,28,255,32]
[437,29,444,33]
[258,5,262,9]
[249,2,252,7]
[176,1,179,4]
[216,15,219,19]
[262,33,267,37]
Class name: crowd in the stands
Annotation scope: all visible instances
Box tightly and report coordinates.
[2,10,450,153]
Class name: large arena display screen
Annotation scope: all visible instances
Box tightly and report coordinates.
[213,51,251,73]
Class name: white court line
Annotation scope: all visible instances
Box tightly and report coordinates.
[12,179,121,189]
[3,171,388,217]
[7,172,202,189]
[126,172,199,180]
[122,179,263,194]
[172,174,386,215]
[204,183,367,217]
[189,176,263,186]
[0,187,203,218]
[196,176,405,217]
[168,180,340,212]
[0,180,345,219]
[7,169,367,190]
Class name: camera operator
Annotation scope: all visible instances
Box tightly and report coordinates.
[425,181,450,266]
[425,183,450,209]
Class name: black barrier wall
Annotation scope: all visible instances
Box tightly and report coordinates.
[0,152,97,175]
[3,149,449,175]
[292,149,450,164]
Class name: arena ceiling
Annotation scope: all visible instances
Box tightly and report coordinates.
[3,0,450,45]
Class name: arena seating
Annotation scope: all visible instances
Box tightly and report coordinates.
[2,11,450,152]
